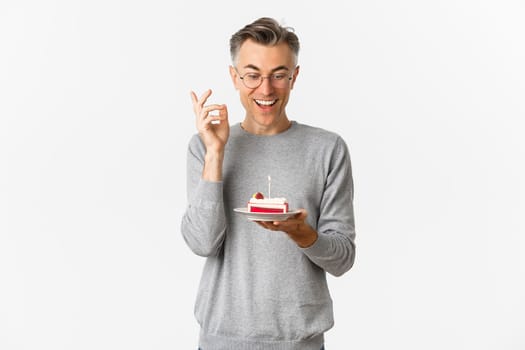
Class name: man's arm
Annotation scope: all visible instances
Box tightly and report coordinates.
[191,89,229,182]
[302,136,356,276]
[180,90,230,257]
[258,136,356,276]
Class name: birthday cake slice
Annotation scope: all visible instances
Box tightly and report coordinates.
[248,192,289,213]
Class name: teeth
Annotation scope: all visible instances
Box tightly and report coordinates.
[255,99,276,106]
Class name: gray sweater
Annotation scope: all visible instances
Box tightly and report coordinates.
[181,121,356,350]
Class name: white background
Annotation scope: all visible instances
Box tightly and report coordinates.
[1,1,524,349]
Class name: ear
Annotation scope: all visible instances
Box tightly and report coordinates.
[229,65,240,90]
[290,65,300,89]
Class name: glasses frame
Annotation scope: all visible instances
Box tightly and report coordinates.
[235,68,295,89]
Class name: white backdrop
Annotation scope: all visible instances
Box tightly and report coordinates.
[1,1,524,349]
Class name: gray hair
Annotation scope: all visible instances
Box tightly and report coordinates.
[229,17,300,65]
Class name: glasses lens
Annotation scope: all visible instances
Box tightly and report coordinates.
[240,72,292,88]
[243,74,261,88]
[271,75,291,88]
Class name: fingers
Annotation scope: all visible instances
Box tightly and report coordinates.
[190,89,212,105]
[190,91,198,104]
[190,89,228,124]
[287,209,306,220]
[256,209,308,232]
[190,89,212,106]
[199,89,213,104]
[199,104,227,127]
[200,104,227,118]
[258,220,298,233]
[256,221,280,231]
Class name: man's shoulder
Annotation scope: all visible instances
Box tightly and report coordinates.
[293,122,342,142]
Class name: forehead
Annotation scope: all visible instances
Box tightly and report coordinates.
[236,39,295,70]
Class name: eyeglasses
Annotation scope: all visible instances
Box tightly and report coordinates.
[236,69,294,89]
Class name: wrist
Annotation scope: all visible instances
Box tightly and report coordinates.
[202,151,224,182]
[204,150,224,163]
[291,224,318,248]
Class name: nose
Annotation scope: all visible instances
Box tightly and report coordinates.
[258,76,274,95]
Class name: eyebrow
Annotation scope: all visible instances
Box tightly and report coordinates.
[242,64,290,72]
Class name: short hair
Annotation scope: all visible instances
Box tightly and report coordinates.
[229,17,300,65]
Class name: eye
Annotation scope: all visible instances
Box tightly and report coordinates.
[245,73,261,81]
[272,73,287,80]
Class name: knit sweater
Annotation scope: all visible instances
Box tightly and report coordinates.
[181,121,356,350]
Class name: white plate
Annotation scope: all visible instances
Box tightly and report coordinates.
[233,208,301,222]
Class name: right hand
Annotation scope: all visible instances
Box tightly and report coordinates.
[190,89,229,154]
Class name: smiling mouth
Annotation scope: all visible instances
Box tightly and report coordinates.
[254,99,277,107]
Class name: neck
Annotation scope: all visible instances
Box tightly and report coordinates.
[241,118,292,135]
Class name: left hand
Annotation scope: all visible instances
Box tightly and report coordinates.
[256,209,318,248]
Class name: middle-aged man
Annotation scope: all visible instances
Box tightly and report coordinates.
[181,17,357,350]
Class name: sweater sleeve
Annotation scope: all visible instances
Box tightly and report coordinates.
[180,135,227,257]
[301,136,357,277]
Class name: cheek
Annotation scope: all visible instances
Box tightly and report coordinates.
[239,94,253,108]
[278,92,290,104]
[240,90,254,102]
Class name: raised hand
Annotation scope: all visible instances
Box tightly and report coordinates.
[190,89,229,154]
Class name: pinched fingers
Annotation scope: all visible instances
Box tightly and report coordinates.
[190,89,228,125]
[199,104,226,119]
[197,104,227,129]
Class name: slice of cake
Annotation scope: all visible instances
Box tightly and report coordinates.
[248,192,289,213]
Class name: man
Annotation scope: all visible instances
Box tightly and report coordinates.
[181,17,356,350]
